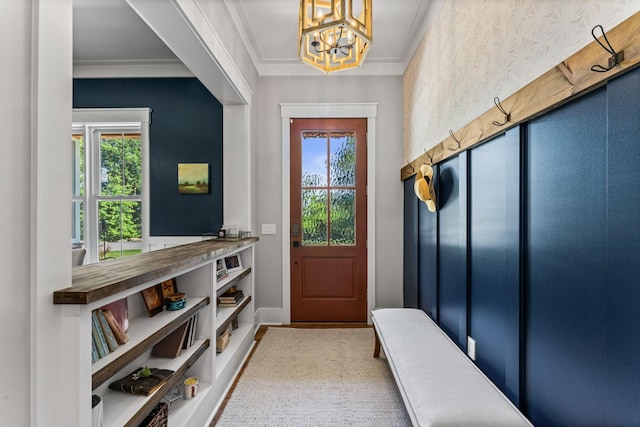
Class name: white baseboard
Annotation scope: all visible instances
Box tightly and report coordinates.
[254,307,288,325]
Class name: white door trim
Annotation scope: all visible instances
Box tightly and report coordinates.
[280,103,377,324]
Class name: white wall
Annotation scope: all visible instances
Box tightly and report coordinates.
[255,75,404,316]
[404,0,640,162]
[0,1,73,425]
[0,2,33,424]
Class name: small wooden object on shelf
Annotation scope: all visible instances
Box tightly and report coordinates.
[216,324,232,353]
[141,285,164,317]
[151,321,190,358]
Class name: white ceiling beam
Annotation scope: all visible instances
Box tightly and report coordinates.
[126,0,252,106]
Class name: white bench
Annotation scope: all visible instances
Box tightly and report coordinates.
[372,308,532,427]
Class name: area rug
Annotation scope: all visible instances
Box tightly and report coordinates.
[214,327,410,426]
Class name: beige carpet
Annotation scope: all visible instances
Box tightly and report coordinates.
[215,328,410,426]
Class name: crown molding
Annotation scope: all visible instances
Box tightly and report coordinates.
[73,60,193,78]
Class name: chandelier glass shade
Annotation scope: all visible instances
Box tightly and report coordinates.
[298,0,373,73]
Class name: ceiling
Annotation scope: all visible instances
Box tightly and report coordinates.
[73,0,432,75]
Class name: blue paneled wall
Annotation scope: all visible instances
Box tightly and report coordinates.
[469,130,521,406]
[418,170,438,320]
[403,66,640,426]
[437,153,468,350]
[403,178,419,308]
[525,87,608,425]
[604,68,640,425]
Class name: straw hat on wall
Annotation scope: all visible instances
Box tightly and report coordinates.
[414,164,437,212]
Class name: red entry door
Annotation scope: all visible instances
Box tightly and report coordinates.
[290,118,367,321]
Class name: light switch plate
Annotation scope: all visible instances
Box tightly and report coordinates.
[261,224,276,235]
[467,337,476,361]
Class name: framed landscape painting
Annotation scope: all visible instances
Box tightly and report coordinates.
[178,163,209,194]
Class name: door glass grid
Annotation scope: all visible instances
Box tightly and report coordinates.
[301,130,356,246]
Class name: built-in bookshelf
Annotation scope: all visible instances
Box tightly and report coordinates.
[54,237,258,427]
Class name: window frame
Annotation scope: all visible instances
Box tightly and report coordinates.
[72,108,151,263]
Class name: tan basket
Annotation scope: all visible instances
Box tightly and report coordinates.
[138,401,168,427]
[216,325,231,353]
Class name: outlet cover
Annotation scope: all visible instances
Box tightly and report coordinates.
[467,336,476,361]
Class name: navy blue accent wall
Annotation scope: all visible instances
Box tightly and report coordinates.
[403,66,640,425]
[604,68,640,424]
[403,178,419,308]
[525,87,608,426]
[468,129,521,405]
[73,78,223,236]
[437,152,468,350]
[418,165,438,319]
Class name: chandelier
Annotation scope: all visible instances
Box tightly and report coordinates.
[298,0,373,73]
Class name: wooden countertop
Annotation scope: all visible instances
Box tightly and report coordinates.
[54,237,258,305]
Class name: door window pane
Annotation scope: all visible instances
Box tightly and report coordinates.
[302,131,328,187]
[330,132,355,186]
[302,189,328,246]
[330,189,355,245]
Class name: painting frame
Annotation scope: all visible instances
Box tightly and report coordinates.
[140,284,164,317]
[216,258,228,281]
[178,163,210,195]
[224,254,243,273]
[159,278,178,302]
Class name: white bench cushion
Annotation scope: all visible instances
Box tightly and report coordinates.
[372,308,532,427]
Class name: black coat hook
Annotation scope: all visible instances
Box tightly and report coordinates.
[590,24,624,73]
[406,160,415,173]
[426,153,433,165]
[492,97,511,126]
[448,129,461,151]
[423,148,433,165]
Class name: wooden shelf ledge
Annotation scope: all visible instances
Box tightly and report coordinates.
[54,237,258,305]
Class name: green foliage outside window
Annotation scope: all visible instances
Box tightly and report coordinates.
[99,136,142,243]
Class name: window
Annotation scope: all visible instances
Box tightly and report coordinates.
[301,130,357,246]
[72,109,150,263]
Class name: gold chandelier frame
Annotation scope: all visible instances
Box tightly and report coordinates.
[298,0,373,73]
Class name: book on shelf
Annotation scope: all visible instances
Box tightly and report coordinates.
[91,310,110,358]
[182,313,198,350]
[102,309,129,344]
[218,287,244,306]
[108,367,174,396]
[190,312,198,345]
[182,316,193,350]
[91,336,99,364]
[96,309,119,353]
[101,297,129,332]
[218,295,244,307]
[151,321,189,358]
